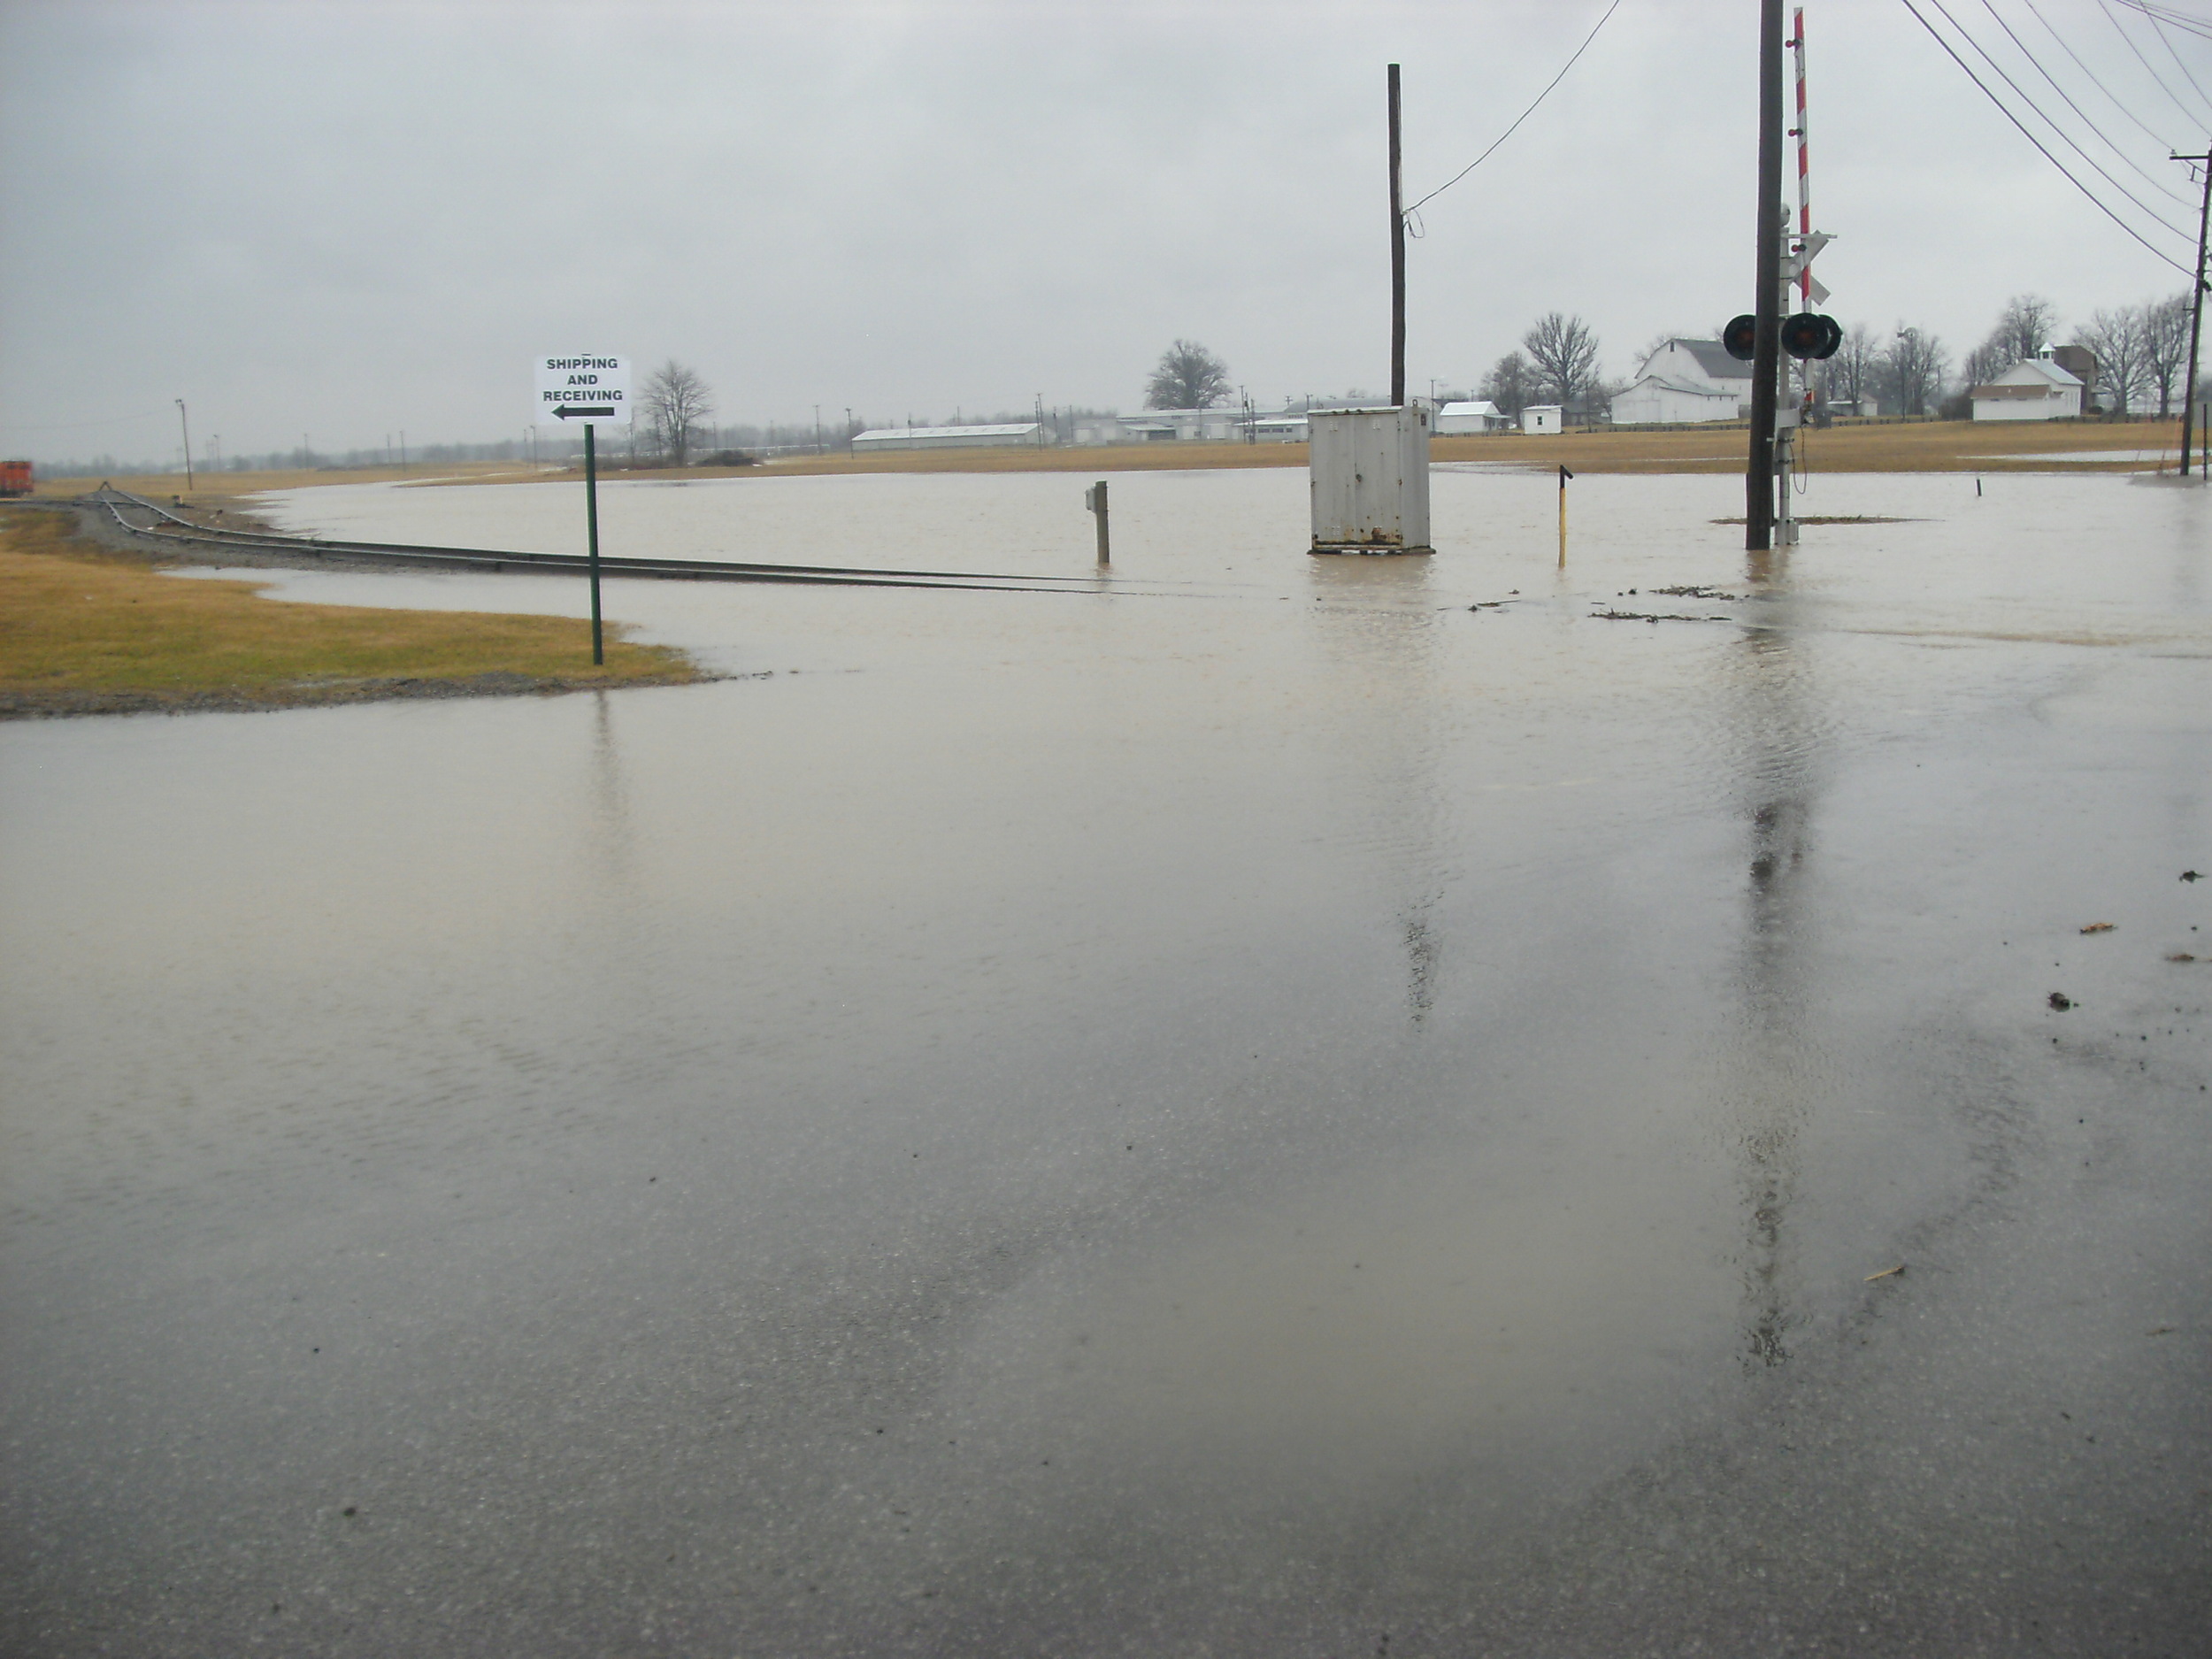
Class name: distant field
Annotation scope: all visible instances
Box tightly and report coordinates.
[22,413,2193,507]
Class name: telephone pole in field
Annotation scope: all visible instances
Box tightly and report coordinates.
[2175,150,2210,478]
[1747,0,1785,551]
[1389,62,1406,409]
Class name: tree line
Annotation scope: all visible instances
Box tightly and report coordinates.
[1462,288,2203,426]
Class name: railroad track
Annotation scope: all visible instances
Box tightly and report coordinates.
[80,487,1108,595]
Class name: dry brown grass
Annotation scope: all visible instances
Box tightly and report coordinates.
[0,508,698,716]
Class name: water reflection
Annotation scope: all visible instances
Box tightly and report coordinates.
[1304,557,1449,1025]
[586,690,635,889]
[1726,549,1825,1370]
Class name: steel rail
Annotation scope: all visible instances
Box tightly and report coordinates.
[82,488,1107,595]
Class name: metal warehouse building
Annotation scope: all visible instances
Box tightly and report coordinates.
[851,423,1051,452]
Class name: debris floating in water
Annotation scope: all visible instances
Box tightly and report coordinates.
[2079,922,2116,934]
[2048,991,2074,1010]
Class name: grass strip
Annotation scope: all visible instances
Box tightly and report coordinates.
[0,508,702,718]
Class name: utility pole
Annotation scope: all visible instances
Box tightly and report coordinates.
[1388,62,1407,409]
[1747,0,1785,551]
[176,400,194,490]
[2175,149,2211,478]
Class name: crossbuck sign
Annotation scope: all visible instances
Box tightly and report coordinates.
[536,354,631,425]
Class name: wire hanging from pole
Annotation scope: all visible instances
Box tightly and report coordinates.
[1402,0,1625,220]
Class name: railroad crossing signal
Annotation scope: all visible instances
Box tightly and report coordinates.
[1724,311,1841,362]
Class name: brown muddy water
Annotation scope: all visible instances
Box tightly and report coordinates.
[4,468,2208,1655]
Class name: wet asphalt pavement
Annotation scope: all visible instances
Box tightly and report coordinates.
[2,468,2208,1655]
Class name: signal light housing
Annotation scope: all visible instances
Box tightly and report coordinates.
[1781,311,1844,360]
[1724,311,1842,363]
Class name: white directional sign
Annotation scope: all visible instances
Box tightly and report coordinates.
[535,354,631,426]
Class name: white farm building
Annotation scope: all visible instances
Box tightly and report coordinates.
[1071,408,1248,444]
[1969,356,2085,422]
[1609,339,1755,426]
[851,423,1052,452]
[1433,400,1513,434]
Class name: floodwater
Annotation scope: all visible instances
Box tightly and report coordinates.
[4,467,2208,1655]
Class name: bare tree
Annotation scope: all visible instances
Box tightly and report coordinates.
[2076,306,2149,414]
[641,360,714,466]
[1479,350,1534,419]
[1830,322,1878,408]
[1146,341,1230,410]
[1521,313,1602,413]
[1991,294,2058,363]
[2143,293,2193,417]
[1879,325,1949,417]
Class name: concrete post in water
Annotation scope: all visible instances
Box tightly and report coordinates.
[1086,480,1110,565]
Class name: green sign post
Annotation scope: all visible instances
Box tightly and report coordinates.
[535,354,632,665]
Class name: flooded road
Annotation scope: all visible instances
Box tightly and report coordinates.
[4,469,2208,1654]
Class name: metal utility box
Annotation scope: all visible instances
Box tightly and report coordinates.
[1308,406,1432,554]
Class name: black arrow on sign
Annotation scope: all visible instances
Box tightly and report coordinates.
[554,405,615,419]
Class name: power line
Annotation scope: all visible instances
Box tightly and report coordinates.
[1899,0,2199,274]
[1930,0,2194,235]
[2099,0,2212,134]
[1984,0,2195,204]
[1402,0,1624,219]
[2113,0,2212,42]
[2024,0,2186,152]
[2142,4,2212,119]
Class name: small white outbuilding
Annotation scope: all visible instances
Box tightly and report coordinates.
[1970,357,2084,422]
[1521,404,1563,434]
[1433,400,1510,434]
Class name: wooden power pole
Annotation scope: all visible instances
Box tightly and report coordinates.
[2177,149,2211,478]
[1747,0,1785,551]
[1389,63,1406,410]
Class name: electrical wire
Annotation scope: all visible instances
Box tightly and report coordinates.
[1930,0,2194,234]
[2113,2,2212,43]
[1982,0,2194,204]
[2099,0,2212,134]
[2142,4,2212,119]
[1899,0,2199,274]
[2024,0,2185,151]
[1402,0,1624,219]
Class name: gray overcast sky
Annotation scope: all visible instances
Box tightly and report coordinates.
[3,0,2207,464]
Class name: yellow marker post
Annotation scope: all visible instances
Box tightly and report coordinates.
[1557,465,1573,567]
